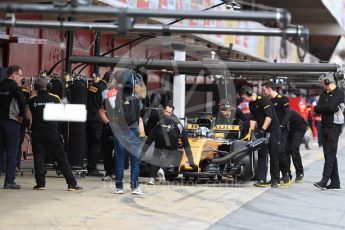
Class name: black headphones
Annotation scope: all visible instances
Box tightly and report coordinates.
[240,85,253,96]
[34,76,52,91]
[320,73,335,86]
[324,78,330,85]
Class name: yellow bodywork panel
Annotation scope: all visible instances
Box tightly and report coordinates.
[180,137,222,172]
[214,125,239,131]
[186,123,199,130]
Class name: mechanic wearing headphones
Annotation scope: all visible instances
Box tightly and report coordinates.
[28,77,82,191]
[86,73,110,177]
[239,85,280,188]
[261,81,291,184]
[314,73,344,190]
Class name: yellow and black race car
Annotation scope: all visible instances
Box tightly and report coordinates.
[163,113,262,181]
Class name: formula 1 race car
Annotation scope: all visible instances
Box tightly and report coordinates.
[160,114,264,182]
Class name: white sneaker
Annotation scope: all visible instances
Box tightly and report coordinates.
[132,187,143,195]
[157,168,165,181]
[113,188,124,194]
[103,176,112,182]
[147,177,155,185]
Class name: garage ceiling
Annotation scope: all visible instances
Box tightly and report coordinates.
[242,0,344,61]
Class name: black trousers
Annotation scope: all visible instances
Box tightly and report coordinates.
[86,121,103,172]
[321,124,342,185]
[32,130,76,187]
[148,149,163,178]
[257,131,280,183]
[149,162,160,178]
[16,123,26,169]
[286,127,306,175]
[278,127,289,176]
[101,125,115,175]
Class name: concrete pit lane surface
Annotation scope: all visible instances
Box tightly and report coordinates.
[0,133,344,230]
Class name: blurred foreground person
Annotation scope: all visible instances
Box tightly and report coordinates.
[111,70,144,195]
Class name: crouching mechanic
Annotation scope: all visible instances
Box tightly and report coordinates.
[239,86,281,188]
[141,103,196,185]
[28,77,82,191]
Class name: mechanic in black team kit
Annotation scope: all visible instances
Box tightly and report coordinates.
[28,77,82,191]
[239,85,281,188]
[286,110,307,183]
[261,81,291,184]
[314,73,345,190]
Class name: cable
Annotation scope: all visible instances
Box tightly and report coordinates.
[75,31,96,51]
[295,25,308,62]
[74,34,154,74]
[236,0,277,11]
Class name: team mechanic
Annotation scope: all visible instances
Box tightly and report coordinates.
[28,77,82,191]
[261,81,291,184]
[239,85,281,188]
[98,71,119,181]
[16,83,31,172]
[286,110,307,183]
[86,73,109,177]
[314,73,345,190]
[141,103,196,185]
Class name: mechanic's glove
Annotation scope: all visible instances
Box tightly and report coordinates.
[190,163,198,172]
[139,131,146,138]
[255,128,266,139]
[241,128,253,141]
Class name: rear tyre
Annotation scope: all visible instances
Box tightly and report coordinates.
[165,173,179,180]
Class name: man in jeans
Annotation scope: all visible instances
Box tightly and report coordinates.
[108,70,145,195]
[0,65,26,189]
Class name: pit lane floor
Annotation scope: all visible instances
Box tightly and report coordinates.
[0,133,343,230]
[211,132,345,230]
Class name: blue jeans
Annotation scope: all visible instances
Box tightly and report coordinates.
[113,128,140,190]
[0,120,20,185]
